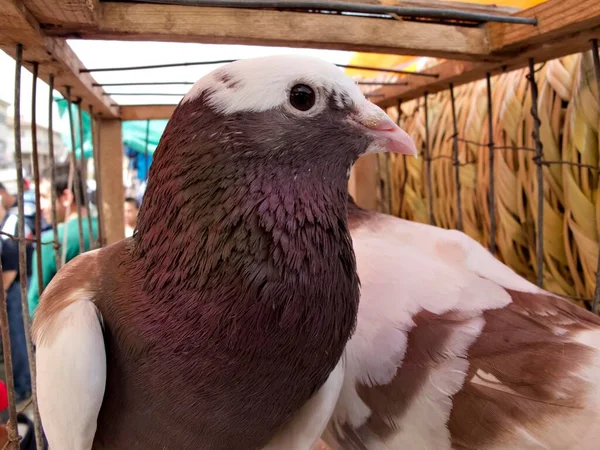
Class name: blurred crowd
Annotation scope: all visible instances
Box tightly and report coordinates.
[0,162,139,414]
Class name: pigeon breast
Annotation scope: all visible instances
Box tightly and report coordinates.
[92,89,362,449]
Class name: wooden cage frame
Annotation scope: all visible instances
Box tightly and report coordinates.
[0,1,599,448]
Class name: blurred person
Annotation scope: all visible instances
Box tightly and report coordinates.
[27,162,98,316]
[124,197,139,238]
[0,182,35,279]
[0,182,36,236]
[0,379,48,448]
[0,199,31,403]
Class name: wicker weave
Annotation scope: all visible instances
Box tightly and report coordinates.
[375,51,599,307]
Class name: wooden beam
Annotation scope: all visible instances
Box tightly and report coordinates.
[374,0,600,105]
[375,31,600,105]
[375,59,478,107]
[0,0,45,50]
[0,0,119,118]
[11,0,525,32]
[21,0,99,26]
[98,119,125,245]
[121,105,176,121]
[487,0,600,52]
[46,2,492,61]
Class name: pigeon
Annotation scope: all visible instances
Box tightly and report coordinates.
[318,198,600,449]
[31,55,417,450]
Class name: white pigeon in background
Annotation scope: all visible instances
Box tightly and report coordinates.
[317,197,600,449]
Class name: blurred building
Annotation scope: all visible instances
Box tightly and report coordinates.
[0,99,12,167]
[0,99,68,193]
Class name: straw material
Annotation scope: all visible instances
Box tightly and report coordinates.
[376,50,599,307]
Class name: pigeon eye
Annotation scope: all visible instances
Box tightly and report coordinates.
[289,84,316,111]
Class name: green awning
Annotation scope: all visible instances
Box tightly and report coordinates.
[54,96,93,159]
[54,96,168,158]
[121,119,168,155]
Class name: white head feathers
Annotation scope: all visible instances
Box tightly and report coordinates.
[182,55,367,115]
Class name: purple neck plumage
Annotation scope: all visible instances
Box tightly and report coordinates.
[130,97,359,446]
[134,134,354,299]
[134,97,358,301]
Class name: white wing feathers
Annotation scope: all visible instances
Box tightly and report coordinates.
[35,299,106,450]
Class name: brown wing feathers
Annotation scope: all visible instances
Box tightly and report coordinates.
[324,286,600,449]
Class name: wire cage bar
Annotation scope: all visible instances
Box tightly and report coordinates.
[2,43,25,450]
[486,73,496,255]
[27,62,46,450]
[90,106,106,249]
[591,38,600,314]
[82,59,440,78]
[449,83,463,232]
[527,58,545,289]
[423,92,434,225]
[111,0,539,26]
[65,87,86,255]
[47,75,63,269]
[76,100,95,248]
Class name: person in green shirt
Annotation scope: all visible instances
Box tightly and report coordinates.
[28,162,99,316]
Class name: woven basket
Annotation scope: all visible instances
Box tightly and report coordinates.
[375,50,599,307]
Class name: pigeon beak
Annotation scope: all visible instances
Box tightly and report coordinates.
[351,102,418,157]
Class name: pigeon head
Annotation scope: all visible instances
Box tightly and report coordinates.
[175,54,417,178]
[135,55,416,289]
